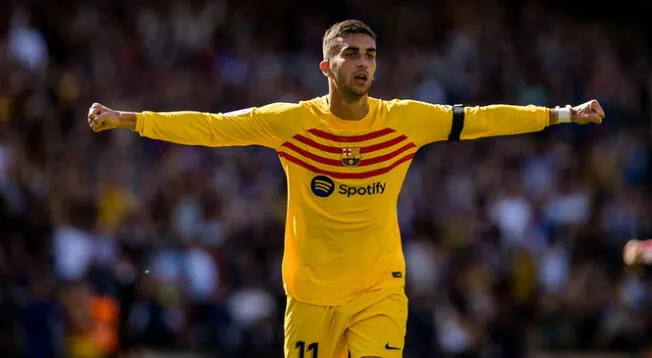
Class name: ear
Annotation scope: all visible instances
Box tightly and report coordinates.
[319,60,331,78]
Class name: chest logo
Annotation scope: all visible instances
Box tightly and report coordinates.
[341,147,362,167]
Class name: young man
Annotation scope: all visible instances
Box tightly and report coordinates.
[88,19,604,358]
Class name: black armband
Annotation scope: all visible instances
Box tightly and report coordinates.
[447,104,465,141]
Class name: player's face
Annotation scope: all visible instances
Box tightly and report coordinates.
[326,33,377,98]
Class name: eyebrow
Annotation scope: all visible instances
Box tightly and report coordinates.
[342,46,377,53]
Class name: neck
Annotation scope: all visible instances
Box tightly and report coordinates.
[327,86,369,121]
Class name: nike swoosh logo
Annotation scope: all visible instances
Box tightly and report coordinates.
[384,343,401,350]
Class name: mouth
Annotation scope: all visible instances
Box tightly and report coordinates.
[353,73,369,84]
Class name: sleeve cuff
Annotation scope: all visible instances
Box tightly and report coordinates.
[134,112,146,134]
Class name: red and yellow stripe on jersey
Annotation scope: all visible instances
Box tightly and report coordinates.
[278,127,416,179]
[135,96,549,305]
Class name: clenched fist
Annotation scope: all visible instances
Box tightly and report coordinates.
[87,103,136,132]
[571,99,605,125]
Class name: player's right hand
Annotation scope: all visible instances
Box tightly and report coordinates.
[87,102,120,132]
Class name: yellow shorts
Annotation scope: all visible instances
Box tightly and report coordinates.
[284,287,408,358]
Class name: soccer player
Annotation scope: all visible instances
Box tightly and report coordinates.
[87,19,604,358]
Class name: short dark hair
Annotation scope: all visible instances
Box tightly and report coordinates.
[322,20,377,60]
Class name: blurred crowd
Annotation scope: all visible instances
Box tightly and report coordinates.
[0,0,651,357]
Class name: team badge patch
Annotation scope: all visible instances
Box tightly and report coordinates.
[341,147,361,167]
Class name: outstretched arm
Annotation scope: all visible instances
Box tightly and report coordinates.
[459,100,604,140]
[390,99,604,146]
[87,102,299,148]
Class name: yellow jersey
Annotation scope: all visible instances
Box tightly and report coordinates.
[135,96,549,306]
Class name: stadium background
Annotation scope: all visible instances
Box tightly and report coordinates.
[0,0,651,357]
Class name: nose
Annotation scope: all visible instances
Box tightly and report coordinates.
[358,58,370,70]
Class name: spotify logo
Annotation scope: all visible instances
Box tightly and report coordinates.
[310,176,335,197]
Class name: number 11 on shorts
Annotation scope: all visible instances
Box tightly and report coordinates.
[295,341,319,358]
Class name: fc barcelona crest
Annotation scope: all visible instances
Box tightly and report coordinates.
[341,147,362,167]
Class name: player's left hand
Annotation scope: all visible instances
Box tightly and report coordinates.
[571,99,605,124]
